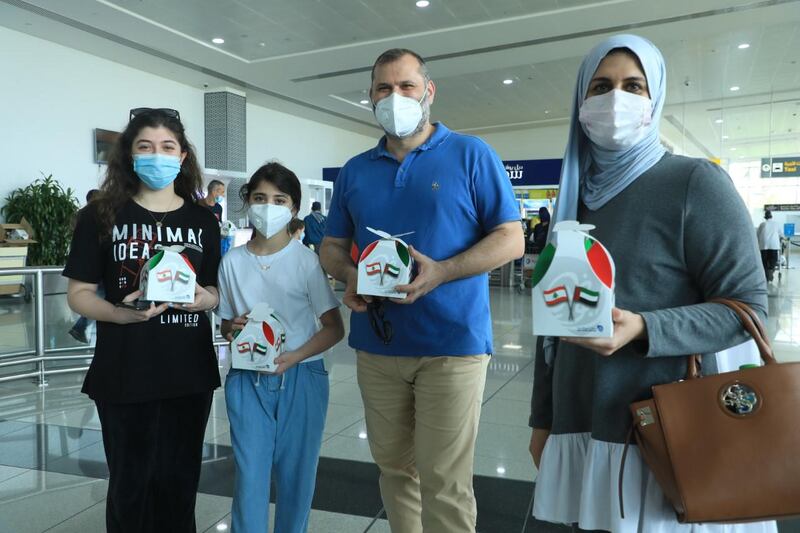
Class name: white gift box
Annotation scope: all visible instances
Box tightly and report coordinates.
[230,303,286,372]
[531,221,615,338]
[139,246,196,303]
[357,227,414,299]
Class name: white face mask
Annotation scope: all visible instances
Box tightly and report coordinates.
[374,89,427,138]
[578,89,653,151]
[248,204,292,239]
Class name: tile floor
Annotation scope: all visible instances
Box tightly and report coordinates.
[0,265,799,532]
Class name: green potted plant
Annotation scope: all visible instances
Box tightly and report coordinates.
[1,174,79,266]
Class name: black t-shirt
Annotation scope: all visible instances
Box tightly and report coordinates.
[205,202,223,222]
[63,199,222,403]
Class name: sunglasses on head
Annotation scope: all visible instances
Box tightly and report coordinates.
[129,107,181,122]
[367,300,392,345]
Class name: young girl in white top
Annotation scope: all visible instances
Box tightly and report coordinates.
[217,162,344,533]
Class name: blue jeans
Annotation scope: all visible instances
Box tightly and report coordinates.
[225,360,329,533]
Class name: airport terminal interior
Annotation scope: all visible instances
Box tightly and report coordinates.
[1,0,800,532]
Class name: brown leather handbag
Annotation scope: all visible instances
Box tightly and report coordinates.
[624,298,800,523]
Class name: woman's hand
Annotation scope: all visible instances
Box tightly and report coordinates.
[561,307,647,356]
[181,284,218,312]
[530,428,550,468]
[272,350,301,375]
[112,290,169,325]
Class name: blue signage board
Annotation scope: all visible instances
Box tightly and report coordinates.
[503,159,562,186]
[785,223,796,237]
[324,159,563,186]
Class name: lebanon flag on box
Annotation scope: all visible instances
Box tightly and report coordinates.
[531,221,615,338]
[231,303,286,372]
[357,227,414,299]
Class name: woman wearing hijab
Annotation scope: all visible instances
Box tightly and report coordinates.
[531,206,551,253]
[528,35,771,532]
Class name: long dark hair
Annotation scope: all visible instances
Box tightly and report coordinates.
[239,162,302,211]
[94,110,203,239]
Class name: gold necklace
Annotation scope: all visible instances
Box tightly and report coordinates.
[141,196,176,227]
[248,242,272,271]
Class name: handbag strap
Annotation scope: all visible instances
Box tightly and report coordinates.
[686,297,775,379]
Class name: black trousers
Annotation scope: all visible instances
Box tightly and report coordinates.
[760,249,779,279]
[96,392,214,533]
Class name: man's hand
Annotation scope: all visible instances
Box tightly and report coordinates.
[343,271,371,313]
[392,246,451,304]
[112,290,169,325]
[561,307,647,356]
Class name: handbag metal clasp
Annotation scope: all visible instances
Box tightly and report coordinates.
[636,407,655,427]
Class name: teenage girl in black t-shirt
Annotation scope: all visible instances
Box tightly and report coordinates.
[63,108,221,533]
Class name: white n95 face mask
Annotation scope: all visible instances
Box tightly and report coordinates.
[578,89,653,151]
[374,89,427,138]
[248,204,292,239]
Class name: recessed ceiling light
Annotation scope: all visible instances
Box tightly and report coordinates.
[216,524,228,532]
[503,79,514,85]
[715,119,724,124]
[544,110,550,114]
[722,135,729,139]
[212,37,225,44]
[358,431,368,439]
[359,99,369,105]
[738,43,750,49]
[496,466,506,475]
[258,42,266,47]
[502,343,522,350]
[729,86,740,91]
[730,147,737,151]
[416,0,430,7]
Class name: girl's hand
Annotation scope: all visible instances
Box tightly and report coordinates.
[272,351,301,375]
[112,290,169,325]
[561,307,647,356]
[224,315,249,341]
[530,428,550,468]
[181,284,218,312]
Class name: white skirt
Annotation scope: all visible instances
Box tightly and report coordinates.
[533,432,778,533]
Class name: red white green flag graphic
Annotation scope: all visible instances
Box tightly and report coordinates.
[573,286,599,306]
[174,270,191,284]
[253,343,268,355]
[543,285,569,306]
[157,269,172,282]
[366,262,381,276]
[237,341,250,353]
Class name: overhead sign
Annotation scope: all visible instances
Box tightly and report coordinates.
[764,204,800,212]
[504,159,562,187]
[761,157,800,178]
[323,158,563,187]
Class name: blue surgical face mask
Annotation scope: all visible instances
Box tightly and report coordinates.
[133,154,182,190]
[299,231,305,242]
[215,195,224,203]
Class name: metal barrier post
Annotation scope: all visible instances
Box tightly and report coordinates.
[35,269,48,387]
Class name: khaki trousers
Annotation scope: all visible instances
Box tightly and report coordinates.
[356,351,490,533]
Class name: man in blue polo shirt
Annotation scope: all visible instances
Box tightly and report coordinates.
[321,48,523,533]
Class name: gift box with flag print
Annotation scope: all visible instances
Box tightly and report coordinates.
[531,221,615,338]
[139,246,196,303]
[230,302,286,372]
[357,227,414,299]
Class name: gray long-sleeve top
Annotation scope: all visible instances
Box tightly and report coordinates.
[530,153,767,444]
